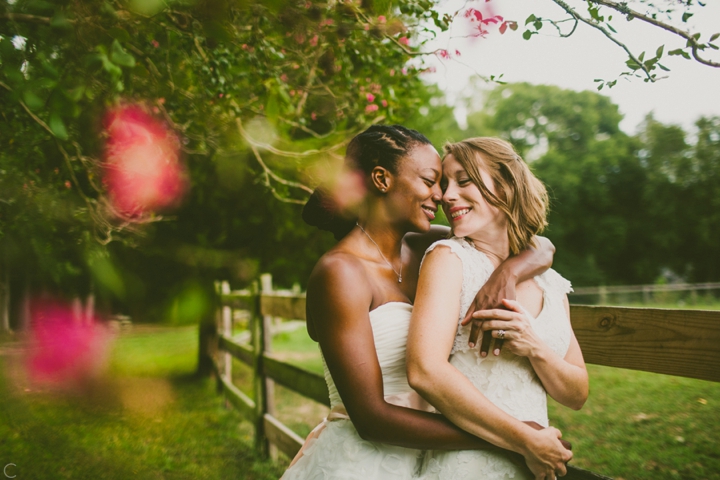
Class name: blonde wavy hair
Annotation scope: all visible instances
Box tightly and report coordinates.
[443,137,548,255]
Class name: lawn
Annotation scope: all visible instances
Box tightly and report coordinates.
[0,326,284,480]
[3,320,718,480]
[267,325,720,480]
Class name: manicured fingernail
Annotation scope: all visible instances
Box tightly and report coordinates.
[481,351,487,357]
[494,349,500,356]
[468,342,475,348]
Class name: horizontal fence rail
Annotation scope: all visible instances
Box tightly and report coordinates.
[209,276,720,479]
[570,281,720,296]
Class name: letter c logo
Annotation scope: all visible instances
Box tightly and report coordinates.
[3,464,16,479]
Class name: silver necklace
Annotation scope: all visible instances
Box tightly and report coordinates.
[356,222,403,283]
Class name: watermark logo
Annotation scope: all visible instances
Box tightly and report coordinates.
[3,464,16,479]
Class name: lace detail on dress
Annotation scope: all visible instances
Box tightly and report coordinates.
[424,238,495,355]
[417,238,575,480]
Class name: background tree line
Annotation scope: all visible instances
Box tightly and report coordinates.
[1,0,718,326]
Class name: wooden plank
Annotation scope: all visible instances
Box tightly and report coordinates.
[219,375,256,422]
[220,293,255,311]
[263,354,330,407]
[261,293,306,320]
[218,334,254,366]
[263,414,305,459]
[570,305,720,382]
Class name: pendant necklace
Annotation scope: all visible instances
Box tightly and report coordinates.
[356,222,403,283]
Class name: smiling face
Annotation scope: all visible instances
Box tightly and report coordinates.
[441,153,506,238]
[385,143,442,232]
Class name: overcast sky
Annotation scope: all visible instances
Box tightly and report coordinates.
[421,0,720,135]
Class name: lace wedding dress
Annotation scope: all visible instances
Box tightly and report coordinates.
[420,237,573,480]
[281,302,431,480]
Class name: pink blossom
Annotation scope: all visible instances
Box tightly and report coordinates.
[151,40,159,48]
[64,181,71,189]
[438,49,450,59]
[25,299,112,386]
[311,112,317,120]
[364,24,370,31]
[309,35,319,47]
[401,67,408,75]
[381,99,388,107]
[389,69,395,77]
[103,104,188,218]
[366,93,375,103]
[398,36,410,46]
[378,15,386,24]
[365,104,379,113]
[455,49,462,57]
[280,73,289,82]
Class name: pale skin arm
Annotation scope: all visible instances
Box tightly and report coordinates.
[477,296,589,410]
[406,246,572,479]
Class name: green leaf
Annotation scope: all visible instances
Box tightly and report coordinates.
[534,20,543,30]
[658,63,670,72]
[638,51,645,62]
[49,114,69,140]
[108,27,131,43]
[525,14,536,26]
[709,43,719,50]
[682,12,694,22]
[656,45,664,58]
[22,90,44,110]
[50,12,72,29]
[607,23,617,33]
[265,93,280,122]
[522,30,533,40]
[110,40,136,68]
[710,33,720,42]
[65,86,85,102]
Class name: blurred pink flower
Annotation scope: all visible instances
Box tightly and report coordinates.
[26,299,112,386]
[151,40,159,48]
[366,93,375,103]
[365,104,379,113]
[381,99,388,108]
[104,104,188,217]
[309,35,319,47]
[378,15,386,24]
[398,36,410,46]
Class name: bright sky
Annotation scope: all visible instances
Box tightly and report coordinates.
[422,0,720,135]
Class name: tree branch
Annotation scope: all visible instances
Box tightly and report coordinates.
[236,118,313,204]
[589,0,720,68]
[549,0,655,80]
[0,13,54,25]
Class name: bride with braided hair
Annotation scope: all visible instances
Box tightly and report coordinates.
[282,125,570,479]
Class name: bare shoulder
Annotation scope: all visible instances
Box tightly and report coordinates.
[307,250,373,317]
[420,242,462,271]
[404,225,451,256]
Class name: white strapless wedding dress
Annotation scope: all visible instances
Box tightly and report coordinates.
[420,237,574,480]
[281,302,431,480]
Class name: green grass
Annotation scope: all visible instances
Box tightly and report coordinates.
[0,326,284,480]
[267,324,720,479]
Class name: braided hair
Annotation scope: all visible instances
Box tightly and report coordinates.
[303,125,432,240]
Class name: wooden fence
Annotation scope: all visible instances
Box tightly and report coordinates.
[202,275,720,479]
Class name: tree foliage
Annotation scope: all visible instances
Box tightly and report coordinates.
[468,82,720,285]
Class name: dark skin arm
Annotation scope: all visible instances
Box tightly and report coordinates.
[305,253,559,450]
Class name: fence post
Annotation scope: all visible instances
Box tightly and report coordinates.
[221,281,232,384]
[260,273,278,459]
[599,285,608,305]
[198,280,218,377]
[251,279,270,456]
